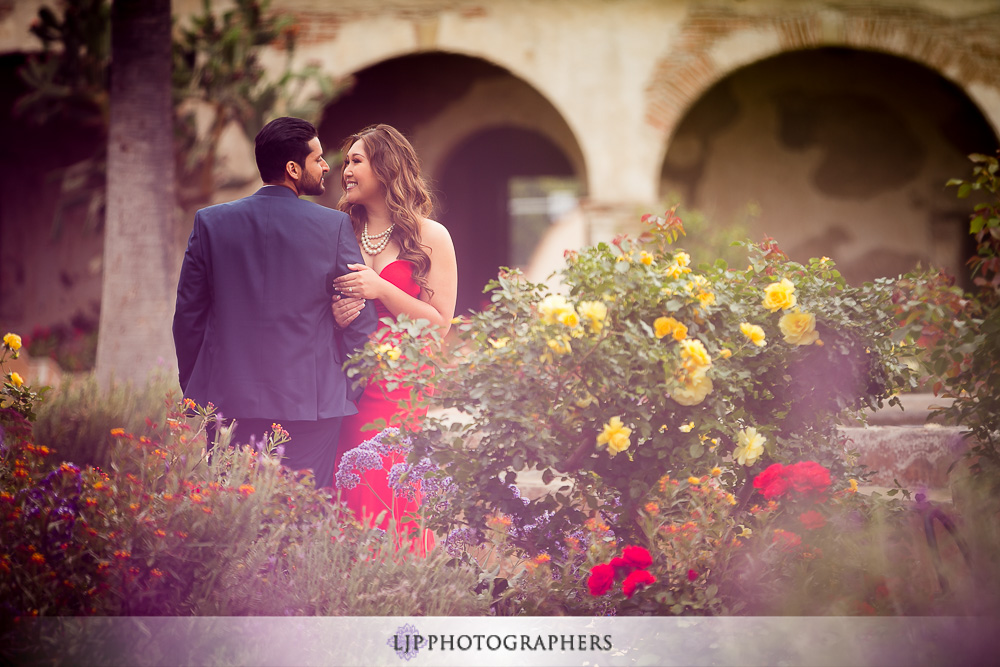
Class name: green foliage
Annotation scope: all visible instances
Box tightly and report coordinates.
[172,0,345,206]
[15,0,342,229]
[14,0,110,128]
[2,334,46,422]
[897,153,1000,483]
[32,371,174,470]
[366,209,913,556]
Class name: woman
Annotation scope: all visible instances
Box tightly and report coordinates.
[330,124,457,550]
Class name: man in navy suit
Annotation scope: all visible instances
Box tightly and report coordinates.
[172,116,377,488]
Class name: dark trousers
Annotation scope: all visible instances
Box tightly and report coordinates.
[207,416,344,489]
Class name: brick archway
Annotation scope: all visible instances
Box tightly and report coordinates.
[645,5,1000,152]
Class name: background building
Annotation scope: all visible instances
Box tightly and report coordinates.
[2,0,999,332]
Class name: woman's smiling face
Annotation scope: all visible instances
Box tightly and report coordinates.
[342,139,381,207]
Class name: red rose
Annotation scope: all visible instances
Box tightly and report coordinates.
[786,461,831,497]
[608,556,632,575]
[798,509,826,531]
[772,529,802,552]
[687,568,698,582]
[753,463,788,499]
[587,563,616,596]
[622,569,656,598]
[622,545,653,570]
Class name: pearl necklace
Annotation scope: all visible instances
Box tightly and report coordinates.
[361,221,395,255]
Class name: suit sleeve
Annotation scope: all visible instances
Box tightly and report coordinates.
[172,213,211,392]
[335,218,379,356]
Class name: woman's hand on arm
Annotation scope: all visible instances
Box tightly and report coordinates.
[332,220,458,334]
[331,294,367,329]
[333,263,385,301]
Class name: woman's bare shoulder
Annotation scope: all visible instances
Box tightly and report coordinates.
[420,218,455,247]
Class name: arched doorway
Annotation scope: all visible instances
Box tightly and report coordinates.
[315,52,585,314]
[438,127,576,313]
[659,47,999,285]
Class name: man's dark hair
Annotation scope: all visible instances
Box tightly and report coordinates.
[255,117,318,183]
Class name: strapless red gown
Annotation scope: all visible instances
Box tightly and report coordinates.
[335,259,434,554]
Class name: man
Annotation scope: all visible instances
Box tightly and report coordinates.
[173,116,376,488]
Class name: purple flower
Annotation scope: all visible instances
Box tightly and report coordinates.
[335,444,383,490]
[387,463,417,502]
[444,527,479,557]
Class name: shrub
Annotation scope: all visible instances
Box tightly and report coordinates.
[364,210,913,557]
[2,388,488,620]
[32,371,174,470]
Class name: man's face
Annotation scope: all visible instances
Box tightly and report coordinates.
[297,136,329,196]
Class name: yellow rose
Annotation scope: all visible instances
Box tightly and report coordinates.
[547,337,572,356]
[654,316,679,339]
[558,310,580,328]
[639,251,654,265]
[577,301,607,334]
[733,426,766,466]
[538,294,572,325]
[488,337,509,349]
[672,322,688,341]
[762,278,796,312]
[739,322,767,347]
[3,333,22,352]
[375,343,400,360]
[9,372,24,388]
[674,251,691,267]
[596,416,632,457]
[719,348,733,359]
[672,374,713,406]
[680,338,712,369]
[778,308,819,346]
[697,291,716,309]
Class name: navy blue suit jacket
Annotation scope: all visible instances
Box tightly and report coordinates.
[172,185,377,421]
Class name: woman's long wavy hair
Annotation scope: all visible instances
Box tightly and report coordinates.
[337,124,435,297]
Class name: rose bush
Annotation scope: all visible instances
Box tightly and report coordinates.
[362,208,913,559]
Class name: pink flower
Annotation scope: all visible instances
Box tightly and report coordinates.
[622,545,653,570]
[587,563,616,596]
[622,569,656,598]
[687,568,698,582]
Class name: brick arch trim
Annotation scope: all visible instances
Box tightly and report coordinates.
[645,6,1000,149]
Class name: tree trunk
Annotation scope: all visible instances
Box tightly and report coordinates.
[96,0,178,388]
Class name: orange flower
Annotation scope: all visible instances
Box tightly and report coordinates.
[31,553,45,565]
[238,485,255,496]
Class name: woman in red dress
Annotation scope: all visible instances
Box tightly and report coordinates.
[329,125,457,553]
